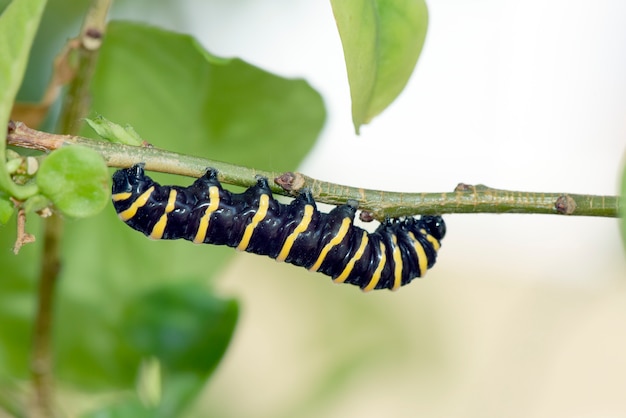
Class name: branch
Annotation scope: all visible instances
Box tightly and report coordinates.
[30,213,62,418]
[29,1,112,417]
[7,120,620,219]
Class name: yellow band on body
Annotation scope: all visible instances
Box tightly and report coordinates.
[276,204,314,262]
[118,187,154,221]
[149,189,178,240]
[236,194,270,251]
[333,231,369,284]
[362,242,386,292]
[193,186,221,244]
[309,217,352,272]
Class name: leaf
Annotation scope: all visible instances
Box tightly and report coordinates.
[80,284,238,418]
[36,146,109,218]
[0,221,41,380]
[81,374,205,418]
[0,0,47,199]
[81,398,152,418]
[331,0,428,133]
[85,116,145,146]
[121,283,239,377]
[0,194,14,224]
[85,21,326,171]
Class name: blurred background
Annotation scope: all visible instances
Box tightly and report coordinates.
[11,0,626,417]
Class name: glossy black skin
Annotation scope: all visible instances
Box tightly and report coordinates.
[112,165,446,290]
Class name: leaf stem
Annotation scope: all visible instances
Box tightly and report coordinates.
[7,121,620,219]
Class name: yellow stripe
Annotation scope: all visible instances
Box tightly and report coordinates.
[149,190,177,240]
[308,217,352,272]
[421,228,441,251]
[390,235,403,291]
[164,190,177,213]
[118,186,154,221]
[112,192,132,202]
[409,232,428,276]
[333,231,368,284]
[276,204,314,262]
[362,242,386,292]
[236,194,270,251]
[193,186,220,244]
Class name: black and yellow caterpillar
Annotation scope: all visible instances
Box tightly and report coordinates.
[111,165,446,291]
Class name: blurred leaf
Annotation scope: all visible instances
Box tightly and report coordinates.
[81,284,237,418]
[137,357,161,408]
[122,282,238,376]
[36,146,109,218]
[22,194,49,214]
[0,218,41,379]
[0,0,46,199]
[53,271,238,387]
[85,21,325,171]
[0,379,26,418]
[5,158,22,174]
[155,373,204,418]
[0,1,10,13]
[331,0,428,133]
[0,195,14,224]
[82,397,152,418]
[81,374,204,418]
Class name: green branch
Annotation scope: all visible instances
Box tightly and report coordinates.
[7,120,620,219]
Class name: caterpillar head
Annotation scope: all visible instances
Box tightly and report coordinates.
[421,215,446,241]
[112,163,151,194]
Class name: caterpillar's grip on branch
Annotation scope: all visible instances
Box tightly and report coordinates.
[111,165,446,291]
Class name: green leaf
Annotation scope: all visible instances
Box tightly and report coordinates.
[123,284,238,416]
[81,374,205,418]
[22,194,49,214]
[81,398,152,418]
[331,0,428,133]
[0,195,14,224]
[136,357,161,408]
[0,219,41,380]
[80,284,238,418]
[85,116,145,146]
[153,373,204,418]
[85,21,325,171]
[0,0,46,199]
[36,146,109,218]
[122,283,238,377]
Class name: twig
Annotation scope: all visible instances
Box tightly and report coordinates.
[13,205,36,254]
[29,213,62,418]
[7,120,620,219]
[28,1,112,417]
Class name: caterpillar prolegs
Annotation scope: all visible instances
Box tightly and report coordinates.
[111,165,446,291]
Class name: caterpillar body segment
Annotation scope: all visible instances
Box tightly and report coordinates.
[112,165,445,291]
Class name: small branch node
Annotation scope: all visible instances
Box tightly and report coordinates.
[275,171,305,193]
[454,183,474,192]
[8,119,17,134]
[13,207,36,254]
[359,211,376,222]
[555,194,577,215]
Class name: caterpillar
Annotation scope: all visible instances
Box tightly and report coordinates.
[111,164,446,291]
